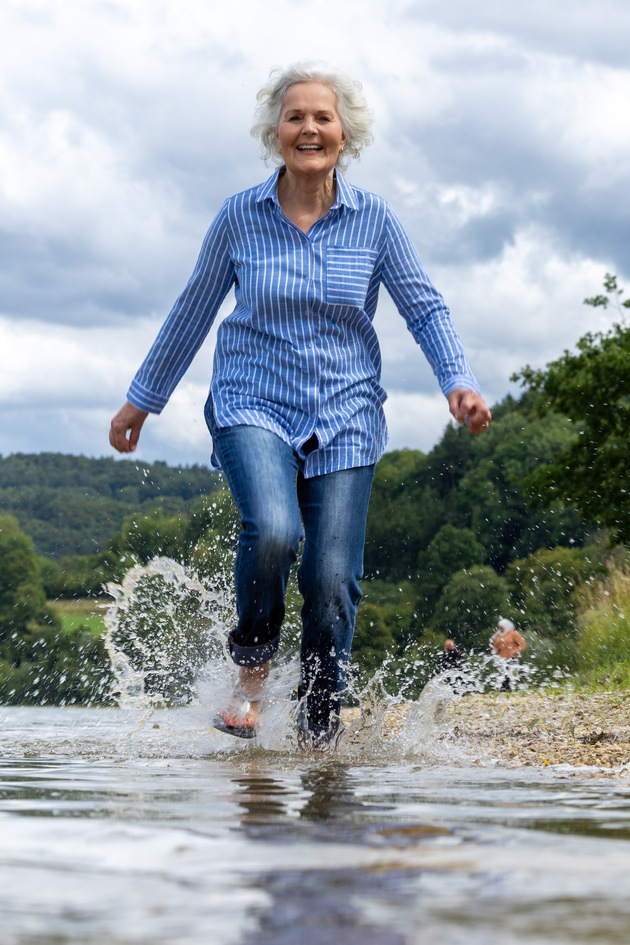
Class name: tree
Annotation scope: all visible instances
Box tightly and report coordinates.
[430,564,511,650]
[106,561,218,704]
[454,406,589,570]
[513,274,630,545]
[120,511,186,564]
[364,449,446,581]
[184,488,240,561]
[412,524,486,630]
[506,546,598,638]
[0,515,113,704]
[0,626,113,706]
[352,602,394,677]
[0,515,56,655]
[0,452,222,558]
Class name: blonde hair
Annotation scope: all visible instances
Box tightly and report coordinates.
[251,62,374,171]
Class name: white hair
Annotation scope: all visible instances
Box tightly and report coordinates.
[251,61,374,171]
[497,618,515,632]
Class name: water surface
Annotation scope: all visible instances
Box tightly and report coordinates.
[1,707,630,945]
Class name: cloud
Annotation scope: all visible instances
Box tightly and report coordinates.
[371,36,630,275]
[384,391,454,455]
[405,1,630,68]
[1,0,629,464]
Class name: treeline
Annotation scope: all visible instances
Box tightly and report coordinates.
[0,515,113,705]
[0,453,223,558]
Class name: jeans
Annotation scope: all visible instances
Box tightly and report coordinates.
[209,423,374,734]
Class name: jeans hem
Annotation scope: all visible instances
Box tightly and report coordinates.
[229,633,279,666]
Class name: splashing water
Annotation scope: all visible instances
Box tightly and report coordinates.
[102,556,569,764]
[104,557,234,709]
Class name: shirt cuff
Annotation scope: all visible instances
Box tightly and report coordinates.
[127,379,169,414]
[441,375,482,397]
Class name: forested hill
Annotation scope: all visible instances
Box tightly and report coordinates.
[0,453,222,558]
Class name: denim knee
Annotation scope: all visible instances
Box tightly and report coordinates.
[241,510,302,568]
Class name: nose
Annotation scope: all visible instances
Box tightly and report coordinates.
[302,114,317,134]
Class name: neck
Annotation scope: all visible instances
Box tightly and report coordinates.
[277,167,337,214]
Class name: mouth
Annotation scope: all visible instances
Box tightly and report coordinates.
[296,144,323,151]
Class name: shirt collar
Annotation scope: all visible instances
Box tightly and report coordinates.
[255,166,358,211]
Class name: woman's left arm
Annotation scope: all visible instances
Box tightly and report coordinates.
[381,205,491,432]
[382,207,480,397]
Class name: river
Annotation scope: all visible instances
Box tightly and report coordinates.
[1,704,630,945]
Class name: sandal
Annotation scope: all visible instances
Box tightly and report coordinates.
[212,687,263,740]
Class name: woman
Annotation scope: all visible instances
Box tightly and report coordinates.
[110,62,491,749]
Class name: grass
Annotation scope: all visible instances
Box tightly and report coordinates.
[575,564,630,690]
[48,598,108,637]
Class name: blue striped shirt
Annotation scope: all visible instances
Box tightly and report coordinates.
[128,168,480,477]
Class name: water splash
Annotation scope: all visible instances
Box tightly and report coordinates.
[102,556,570,764]
[103,557,305,753]
[104,556,233,709]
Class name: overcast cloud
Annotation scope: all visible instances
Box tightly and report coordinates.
[1,0,628,466]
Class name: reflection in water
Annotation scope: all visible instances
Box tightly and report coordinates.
[298,764,364,822]
[230,764,366,829]
[232,770,298,826]
[244,865,412,945]
[233,764,460,945]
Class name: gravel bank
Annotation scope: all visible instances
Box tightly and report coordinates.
[443,689,630,772]
[341,689,630,773]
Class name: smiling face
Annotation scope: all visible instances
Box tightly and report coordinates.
[275,81,346,182]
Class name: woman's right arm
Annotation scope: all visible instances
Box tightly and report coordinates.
[109,203,235,451]
[126,201,236,416]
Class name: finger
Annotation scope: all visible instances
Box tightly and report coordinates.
[109,420,132,453]
[126,424,140,452]
[451,403,467,425]
[466,405,492,434]
[458,397,476,426]
[448,391,467,424]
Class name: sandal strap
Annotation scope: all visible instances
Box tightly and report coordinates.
[234,684,264,705]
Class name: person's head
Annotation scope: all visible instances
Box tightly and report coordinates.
[497,618,515,633]
[251,62,373,172]
[444,638,457,651]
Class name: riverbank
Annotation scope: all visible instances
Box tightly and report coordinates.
[348,689,630,772]
[445,689,630,771]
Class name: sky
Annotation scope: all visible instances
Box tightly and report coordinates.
[1,0,629,467]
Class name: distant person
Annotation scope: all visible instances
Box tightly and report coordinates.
[439,638,463,672]
[491,618,526,691]
[109,61,491,750]
[438,638,465,692]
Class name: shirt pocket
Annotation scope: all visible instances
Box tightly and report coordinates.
[325,246,378,307]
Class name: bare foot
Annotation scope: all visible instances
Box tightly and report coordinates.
[219,664,270,730]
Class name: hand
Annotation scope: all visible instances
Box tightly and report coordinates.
[109,401,149,453]
[447,389,492,434]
